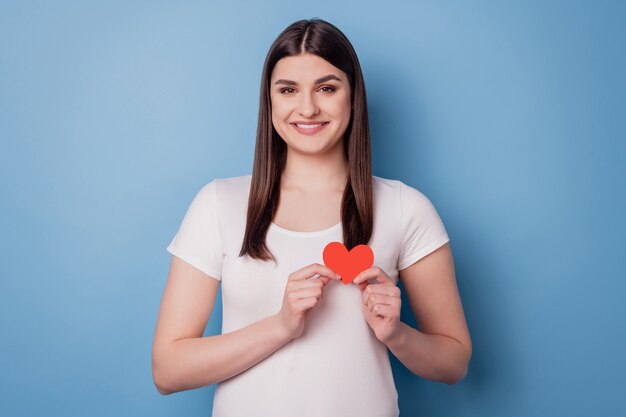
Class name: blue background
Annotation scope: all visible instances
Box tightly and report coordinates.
[1,1,625,416]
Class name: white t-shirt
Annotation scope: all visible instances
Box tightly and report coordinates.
[166,174,450,417]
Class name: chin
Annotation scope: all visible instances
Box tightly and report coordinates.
[290,145,327,155]
[278,129,344,154]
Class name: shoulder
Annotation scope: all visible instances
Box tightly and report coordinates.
[197,174,252,198]
[186,174,251,212]
[372,175,402,200]
[372,174,400,190]
[372,175,427,200]
[212,174,252,191]
[204,175,252,221]
[372,175,439,214]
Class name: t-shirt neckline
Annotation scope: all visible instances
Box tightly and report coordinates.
[270,221,342,237]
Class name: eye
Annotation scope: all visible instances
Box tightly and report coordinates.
[280,87,296,94]
[319,86,336,93]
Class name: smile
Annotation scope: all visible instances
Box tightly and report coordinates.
[291,122,329,135]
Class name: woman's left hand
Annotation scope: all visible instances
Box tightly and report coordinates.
[353,266,402,345]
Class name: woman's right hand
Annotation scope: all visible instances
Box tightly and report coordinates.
[277,263,341,341]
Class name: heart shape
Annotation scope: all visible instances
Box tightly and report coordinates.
[323,241,374,285]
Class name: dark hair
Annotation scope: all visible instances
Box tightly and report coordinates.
[239,18,373,262]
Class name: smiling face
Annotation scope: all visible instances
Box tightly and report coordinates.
[270,53,352,156]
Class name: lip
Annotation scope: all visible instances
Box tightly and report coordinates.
[290,121,329,136]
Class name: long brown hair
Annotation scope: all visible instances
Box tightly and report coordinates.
[239,18,373,262]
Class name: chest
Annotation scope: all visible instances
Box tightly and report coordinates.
[220,226,401,332]
[272,188,343,232]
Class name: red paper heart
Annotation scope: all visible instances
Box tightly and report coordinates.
[323,241,374,285]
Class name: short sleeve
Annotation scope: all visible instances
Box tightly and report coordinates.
[397,181,450,270]
[166,180,223,280]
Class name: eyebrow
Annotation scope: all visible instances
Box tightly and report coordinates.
[273,74,342,86]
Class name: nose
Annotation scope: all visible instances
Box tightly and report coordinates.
[297,91,320,118]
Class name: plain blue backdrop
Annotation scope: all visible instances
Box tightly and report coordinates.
[1,1,625,416]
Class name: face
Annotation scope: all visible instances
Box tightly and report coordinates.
[269,53,352,156]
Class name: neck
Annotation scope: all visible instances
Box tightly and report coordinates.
[281,141,348,193]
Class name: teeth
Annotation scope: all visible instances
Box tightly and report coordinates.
[296,123,324,129]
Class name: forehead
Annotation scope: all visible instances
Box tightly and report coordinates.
[271,53,346,82]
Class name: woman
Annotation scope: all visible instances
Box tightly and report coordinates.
[152,18,471,417]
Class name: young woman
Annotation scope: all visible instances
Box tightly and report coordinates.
[152,18,471,417]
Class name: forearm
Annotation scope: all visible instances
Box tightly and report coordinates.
[154,313,290,394]
[385,321,470,384]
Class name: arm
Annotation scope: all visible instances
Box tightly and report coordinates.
[151,255,291,395]
[386,242,472,385]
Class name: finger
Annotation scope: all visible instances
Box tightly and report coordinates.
[292,286,323,301]
[369,303,396,319]
[292,263,341,281]
[366,292,401,310]
[362,284,400,304]
[307,273,334,286]
[292,279,324,290]
[353,266,393,285]
[364,292,394,311]
[318,276,331,285]
[297,297,318,312]
[292,278,335,293]
[352,267,378,285]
